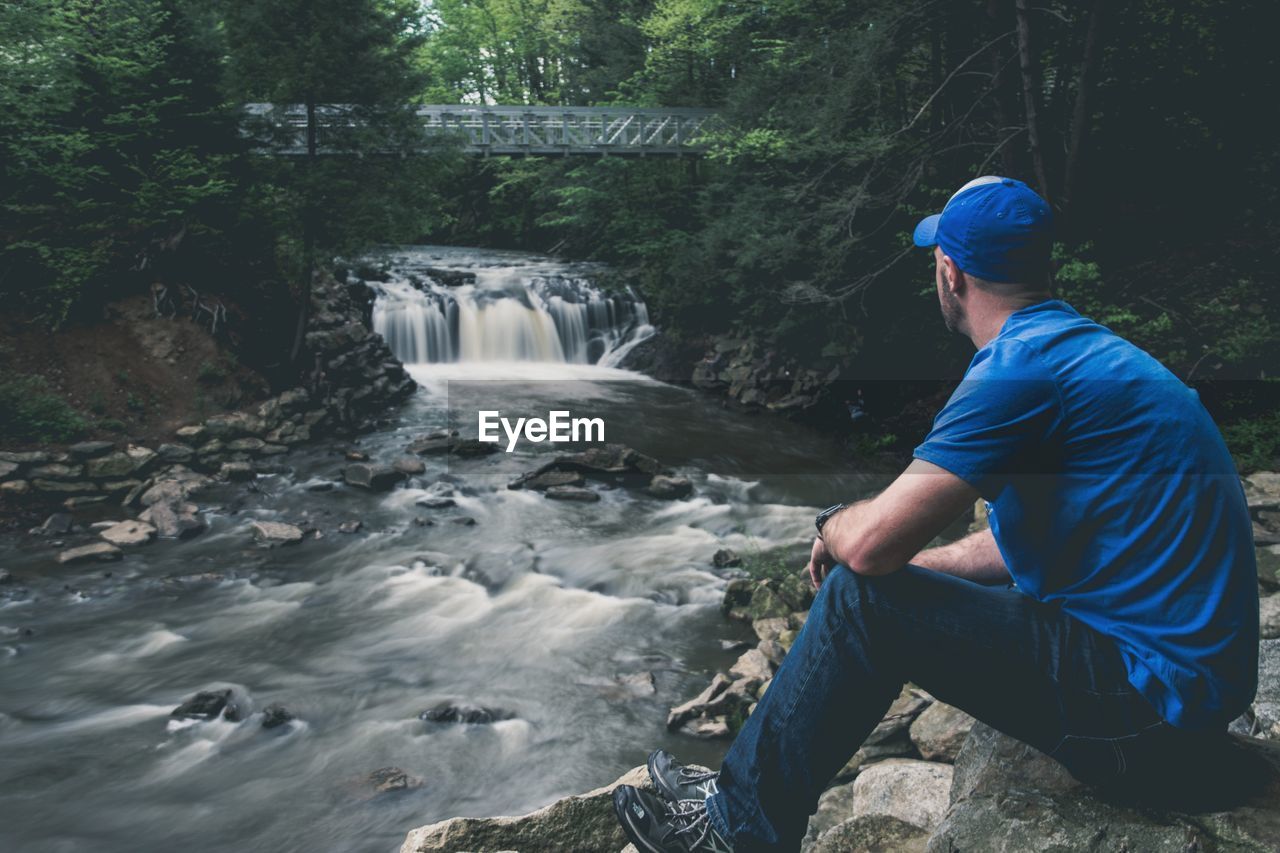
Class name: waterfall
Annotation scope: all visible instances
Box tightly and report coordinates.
[370,249,653,365]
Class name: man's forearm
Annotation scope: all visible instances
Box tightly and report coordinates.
[910,527,1010,584]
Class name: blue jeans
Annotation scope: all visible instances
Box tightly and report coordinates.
[705,565,1225,851]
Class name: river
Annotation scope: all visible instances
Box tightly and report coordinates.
[0,246,894,853]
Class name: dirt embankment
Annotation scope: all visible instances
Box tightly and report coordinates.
[1,296,272,447]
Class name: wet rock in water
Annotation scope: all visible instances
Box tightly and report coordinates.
[713,548,742,568]
[680,716,731,738]
[393,457,426,475]
[851,759,952,832]
[250,521,304,547]
[57,542,123,565]
[140,501,206,539]
[729,648,774,685]
[720,638,753,653]
[450,438,499,458]
[645,475,693,500]
[220,461,256,482]
[544,485,600,502]
[99,520,156,547]
[343,463,406,492]
[171,688,238,721]
[508,469,586,491]
[337,520,363,534]
[261,703,295,730]
[931,721,1280,851]
[419,703,513,725]
[307,481,336,492]
[450,516,477,526]
[407,429,458,456]
[414,496,456,509]
[400,765,652,853]
[0,569,12,585]
[344,449,369,462]
[909,701,976,763]
[34,513,74,536]
[412,517,434,527]
[367,766,423,795]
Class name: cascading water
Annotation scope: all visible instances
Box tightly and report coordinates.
[370,247,653,366]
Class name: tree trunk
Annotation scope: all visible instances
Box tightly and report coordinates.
[290,94,318,365]
[1061,0,1105,229]
[986,0,1019,175]
[1014,0,1052,203]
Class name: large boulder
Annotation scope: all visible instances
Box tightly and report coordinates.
[851,759,953,832]
[99,520,156,547]
[910,701,976,763]
[400,765,652,853]
[1253,639,1280,739]
[343,463,406,492]
[927,722,1280,852]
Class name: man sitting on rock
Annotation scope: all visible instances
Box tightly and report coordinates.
[613,176,1259,852]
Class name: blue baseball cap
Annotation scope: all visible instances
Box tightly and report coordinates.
[912,176,1052,283]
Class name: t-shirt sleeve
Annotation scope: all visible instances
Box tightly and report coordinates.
[912,338,1062,498]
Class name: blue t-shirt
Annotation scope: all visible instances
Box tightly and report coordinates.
[914,299,1258,729]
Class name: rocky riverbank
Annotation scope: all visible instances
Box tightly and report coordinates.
[398,470,1280,852]
[0,272,415,541]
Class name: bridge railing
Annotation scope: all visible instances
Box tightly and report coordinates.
[244,104,719,157]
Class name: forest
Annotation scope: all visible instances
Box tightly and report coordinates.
[2,0,1278,465]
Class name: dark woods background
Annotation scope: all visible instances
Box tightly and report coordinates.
[2,0,1277,464]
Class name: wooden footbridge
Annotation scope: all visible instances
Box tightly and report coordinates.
[245,104,718,157]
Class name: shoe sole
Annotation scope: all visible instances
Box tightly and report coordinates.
[613,789,667,853]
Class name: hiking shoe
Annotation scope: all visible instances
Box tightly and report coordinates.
[613,785,734,853]
[647,749,721,803]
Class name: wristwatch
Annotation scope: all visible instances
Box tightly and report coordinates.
[814,503,847,539]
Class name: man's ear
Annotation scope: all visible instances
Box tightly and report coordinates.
[940,254,963,293]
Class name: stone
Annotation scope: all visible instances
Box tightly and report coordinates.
[1254,639,1280,739]
[804,778,859,847]
[175,425,205,440]
[509,469,586,491]
[1262,594,1280,641]
[930,722,1280,852]
[261,703,295,730]
[366,766,422,795]
[723,575,815,623]
[713,548,743,568]
[910,701,976,763]
[141,501,206,539]
[63,495,109,510]
[37,513,74,535]
[0,451,49,464]
[393,457,426,475]
[414,496,456,509]
[0,480,30,496]
[407,430,458,455]
[0,569,12,584]
[866,688,932,746]
[419,703,514,725]
[646,474,693,500]
[338,521,363,534]
[758,638,787,667]
[0,461,17,478]
[544,485,600,502]
[752,616,791,644]
[729,648,774,685]
[680,716,731,738]
[202,412,265,439]
[125,445,157,473]
[811,816,928,853]
[1245,471,1280,509]
[451,516,477,526]
[667,673,733,730]
[851,759,952,831]
[171,689,236,720]
[32,479,97,494]
[226,437,266,453]
[99,520,156,547]
[100,479,142,496]
[30,463,83,480]
[400,765,652,853]
[259,443,288,456]
[250,521,304,547]
[57,542,123,565]
[85,451,136,479]
[343,463,406,491]
[220,461,256,482]
[344,449,369,462]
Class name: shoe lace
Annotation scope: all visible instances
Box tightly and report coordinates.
[676,767,719,785]
[665,798,726,851]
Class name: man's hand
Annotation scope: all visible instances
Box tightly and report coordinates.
[806,535,837,589]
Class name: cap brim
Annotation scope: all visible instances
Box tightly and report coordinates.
[912,213,942,247]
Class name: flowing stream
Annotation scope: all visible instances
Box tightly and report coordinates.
[0,246,893,853]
